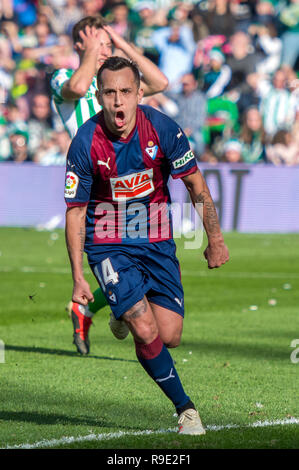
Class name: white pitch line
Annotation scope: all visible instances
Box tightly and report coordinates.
[0,266,89,275]
[3,417,299,450]
[0,266,298,280]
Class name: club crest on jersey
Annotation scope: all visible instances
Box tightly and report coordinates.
[64,171,79,198]
[110,168,154,201]
[145,141,158,160]
[108,290,117,304]
[172,150,195,169]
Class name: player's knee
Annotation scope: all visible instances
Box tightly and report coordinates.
[159,325,182,349]
[166,339,181,349]
[135,322,158,344]
[123,299,158,343]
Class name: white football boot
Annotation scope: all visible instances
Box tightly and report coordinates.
[178,409,206,435]
[109,312,129,340]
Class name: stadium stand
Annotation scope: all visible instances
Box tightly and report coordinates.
[0,0,298,166]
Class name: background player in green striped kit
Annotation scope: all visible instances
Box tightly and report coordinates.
[51,15,168,355]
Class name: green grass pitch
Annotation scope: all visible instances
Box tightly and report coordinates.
[0,227,298,449]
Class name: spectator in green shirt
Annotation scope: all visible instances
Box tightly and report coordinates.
[238,106,267,163]
[280,0,299,68]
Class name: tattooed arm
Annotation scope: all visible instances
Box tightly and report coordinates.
[182,169,229,269]
[65,206,94,304]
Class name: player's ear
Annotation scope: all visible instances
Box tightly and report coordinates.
[74,41,84,53]
[137,86,144,104]
[96,89,103,106]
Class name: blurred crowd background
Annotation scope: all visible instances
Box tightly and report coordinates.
[0,0,298,166]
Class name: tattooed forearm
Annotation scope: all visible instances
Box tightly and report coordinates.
[194,191,220,236]
[204,201,219,234]
[65,206,87,281]
[183,170,224,243]
[194,190,209,205]
[78,226,85,256]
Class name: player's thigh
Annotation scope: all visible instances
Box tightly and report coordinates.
[149,302,183,348]
[91,251,151,320]
[122,296,159,344]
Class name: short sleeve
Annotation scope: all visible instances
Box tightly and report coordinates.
[158,114,197,179]
[140,105,198,180]
[64,135,94,207]
[51,68,73,103]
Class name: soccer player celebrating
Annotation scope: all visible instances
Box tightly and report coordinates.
[64,56,229,435]
[51,15,168,354]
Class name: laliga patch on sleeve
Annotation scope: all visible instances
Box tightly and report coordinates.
[64,171,79,198]
[172,150,195,169]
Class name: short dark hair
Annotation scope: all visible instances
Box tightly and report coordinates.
[97,56,140,90]
[72,15,107,44]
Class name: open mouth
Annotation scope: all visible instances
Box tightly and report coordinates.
[115,111,125,128]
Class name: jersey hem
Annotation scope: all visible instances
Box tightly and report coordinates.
[66,201,89,207]
[172,165,198,179]
[147,299,184,317]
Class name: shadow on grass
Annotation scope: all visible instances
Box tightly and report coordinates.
[0,410,107,427]
[0,410,144,431]
[5,344,138,363]
[180,339,291,361]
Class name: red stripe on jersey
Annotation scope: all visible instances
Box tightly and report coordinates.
[66,201,88,207]
[90,113,118,179]
[136,108,171,243]
[172,165,198,179]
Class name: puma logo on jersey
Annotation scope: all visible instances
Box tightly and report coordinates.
[177,129,183,139]
[97,157,111,170]
[67,159,75,168]
[110,169,154,201]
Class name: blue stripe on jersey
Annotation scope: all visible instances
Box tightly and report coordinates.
[65,114,98,204]
[65,115,99,250]
[113,127,145,175]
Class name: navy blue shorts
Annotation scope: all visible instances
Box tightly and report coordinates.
[90,240,184,319]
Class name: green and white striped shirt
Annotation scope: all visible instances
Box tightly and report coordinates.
[51,68,102,138]
[258,79,297,136]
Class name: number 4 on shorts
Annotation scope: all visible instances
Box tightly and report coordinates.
[101,258,119,286]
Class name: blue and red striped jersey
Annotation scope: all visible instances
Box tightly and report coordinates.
[64,105,197,261]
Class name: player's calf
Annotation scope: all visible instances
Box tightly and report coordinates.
[149,303,183,349]
[163,333,181,349]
